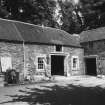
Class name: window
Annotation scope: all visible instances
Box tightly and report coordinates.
[37,56,45,70]
[71,56,79,70]
[56,45,62,52]
[1,57,12,72]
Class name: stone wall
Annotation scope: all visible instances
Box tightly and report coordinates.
[0,42,84,81]
[81,40,105,75]
[0,42,24,73]
[81,40,105,55]
[63,47,85,76]
[0,42,24,82]
[24,44,54,78]
[97,57,105,75]
[25,44,84,77]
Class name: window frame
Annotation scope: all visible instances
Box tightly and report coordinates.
[55,45,63,52]
[71,56,79,70]
[36,55,46,71]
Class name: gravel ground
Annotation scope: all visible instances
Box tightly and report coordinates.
[0,76,105,105]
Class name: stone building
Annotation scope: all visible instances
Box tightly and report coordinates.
[0,18,84,82]
[80,27,105,76]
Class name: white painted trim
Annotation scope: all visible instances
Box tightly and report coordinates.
[66,54,70,76]
[36,54,46,71]
[50,52,69,76]
[54,45,56,53]
[84,55,98,58]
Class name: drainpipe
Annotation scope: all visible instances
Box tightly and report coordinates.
[23,41,26,78]
[13,24,26,79]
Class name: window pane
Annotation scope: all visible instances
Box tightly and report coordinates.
[38,58,42,63]
[38,64,42,69]
[72,57,79,70]
[56,45,62,51]
[37,57,44,70]
[73,58,77,68]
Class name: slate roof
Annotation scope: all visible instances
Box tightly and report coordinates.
[0,18,81,47]
[80,27,105,43]
[0,19,22,41]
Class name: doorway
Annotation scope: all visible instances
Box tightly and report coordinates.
[51,55,65,75]
[85,58,97,76]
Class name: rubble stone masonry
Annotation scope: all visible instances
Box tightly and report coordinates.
[0,42,84,81]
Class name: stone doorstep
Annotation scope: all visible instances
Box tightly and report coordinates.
[52,75,105,81]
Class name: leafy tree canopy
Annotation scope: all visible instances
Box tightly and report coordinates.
[0,0,105,34]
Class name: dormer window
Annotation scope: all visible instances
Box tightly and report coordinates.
[56,45,62,52]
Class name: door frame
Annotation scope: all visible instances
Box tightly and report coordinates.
[84,55,98,75]
[50,52,69,76]
[51,55,65,75]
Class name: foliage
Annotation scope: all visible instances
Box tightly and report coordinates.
[0,0,82,34]
[59,0,83,33]
[80,0,105,30]
[0,0,57,26]
[1,0,105,34]
[4,69,19,84]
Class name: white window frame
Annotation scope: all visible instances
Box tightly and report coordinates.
[71,56,79,70]
[36,55,46,71]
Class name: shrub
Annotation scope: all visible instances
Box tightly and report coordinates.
[4,69,19,84]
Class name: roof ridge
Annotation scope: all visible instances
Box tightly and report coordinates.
[0,18,80,47]
[0,18,44,28]
[0,18,74,37]
[0,18,68,34]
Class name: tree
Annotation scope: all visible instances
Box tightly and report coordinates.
[0,0,57,27]
[2,0,105,34]
[58,0,83,34]
[0,0,83,34]
[80,0,105,30]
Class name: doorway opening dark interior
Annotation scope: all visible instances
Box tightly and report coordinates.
[85,58,97,76]
[51,55,65,75]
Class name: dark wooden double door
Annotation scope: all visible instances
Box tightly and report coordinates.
[51,55,65,75]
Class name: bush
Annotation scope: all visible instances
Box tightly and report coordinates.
[4,69,19,84]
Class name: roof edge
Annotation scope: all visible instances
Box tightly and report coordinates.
[0,18,72,35]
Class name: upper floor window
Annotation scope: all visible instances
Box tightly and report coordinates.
[56,45,62,52]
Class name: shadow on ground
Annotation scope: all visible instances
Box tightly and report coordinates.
[1,84,105,105]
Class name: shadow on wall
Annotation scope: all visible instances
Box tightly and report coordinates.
[1,84,105,105]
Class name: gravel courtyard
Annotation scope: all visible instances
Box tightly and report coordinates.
[0,76,105,105]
